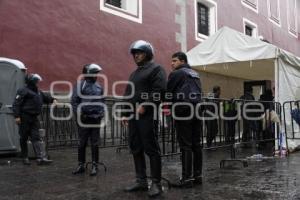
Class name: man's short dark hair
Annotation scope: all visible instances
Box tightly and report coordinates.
[172,52,188,63]
[245,85,253,93]
[213,85,220,93]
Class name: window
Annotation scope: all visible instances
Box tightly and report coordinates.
[245,25,253,36]
[241,0,258,13]
[198,3,209,36]
[106,0,121,8]
[267,0,281,26]
[195,0,217,42]
[287,0,298,37]
[99,0,142,23]
[243,18,258,38]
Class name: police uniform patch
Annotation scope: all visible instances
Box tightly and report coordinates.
[188,71,200,78]
[16,95,20,99]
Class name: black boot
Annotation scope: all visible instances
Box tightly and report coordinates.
[148,155,162,197]
[172,149,194,188]
[20,139,28,159]
[23,158,31,165]
[148,182,162,198]
[91,145,99,164]
[32,141,53,165]
[90,162,98,176]
[124,179,148,192]
[193,147,203,185]
[124,152,148,192]
[36,157,53,165]
[149,155,162,183]
[72,163,85,174]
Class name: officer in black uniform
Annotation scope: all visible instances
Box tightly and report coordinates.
[71,63,104,176]
[166,52,203,188]
[240,86,257,143]
[12,73,55,165]
[122,40,166,197]
[205,86,220,147]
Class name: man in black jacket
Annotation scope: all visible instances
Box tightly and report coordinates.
[12,73,55,165]
[240,86,257,142]
[122,40,166,197]
[205,86,221,147]
[71,64,104,176]
[167,52,203,188]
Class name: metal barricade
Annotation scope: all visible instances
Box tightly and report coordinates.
[216,99,282,168]
[283,100,300,140]
[40,98,127,150]
[39,97,284,161]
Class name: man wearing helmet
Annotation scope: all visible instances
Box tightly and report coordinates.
[12,73,56,165]
[71,63,104,176]
[122,40,167,197]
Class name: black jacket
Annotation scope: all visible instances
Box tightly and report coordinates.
[167,64,202,103]
[123,61,167,115]
[240,92,261,117]
[12,85,54,117]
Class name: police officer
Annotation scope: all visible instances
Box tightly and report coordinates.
[122,40,166,197]
[205,86,221,147]
[12,73,55,165]
[166,52,203,188]
[71,64,104,176]
[240,86,257,143]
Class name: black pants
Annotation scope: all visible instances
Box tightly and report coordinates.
[18,114,41,158]
[242,119,258,142]
[175,116,202,151]
[224,120,236,144]
[174,106,203,178]
[205,119,218,147]
[77,117,101,163]
[128,114,161,182]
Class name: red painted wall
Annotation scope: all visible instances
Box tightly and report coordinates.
[0,0,299,94]
[0,0,179,94]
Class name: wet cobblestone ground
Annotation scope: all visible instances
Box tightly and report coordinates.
[0,147,299,200]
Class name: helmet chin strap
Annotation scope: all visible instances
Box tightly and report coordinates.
[85,76,97,82]
[27,82,38,92]
[136,58,152,67]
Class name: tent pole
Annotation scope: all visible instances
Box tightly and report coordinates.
[274,58,279,102]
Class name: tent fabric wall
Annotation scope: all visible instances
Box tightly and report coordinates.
[278,55,300,150]
[0,58,26,153]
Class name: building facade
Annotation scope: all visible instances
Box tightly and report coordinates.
[0,0,299,95]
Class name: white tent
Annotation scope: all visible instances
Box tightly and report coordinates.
[187,26,300,150]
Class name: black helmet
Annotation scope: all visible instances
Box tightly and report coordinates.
[129,40,154,60]
[25,73,42,85]
[82,63,102,74]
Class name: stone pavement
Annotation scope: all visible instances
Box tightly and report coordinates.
[0,147,299,200]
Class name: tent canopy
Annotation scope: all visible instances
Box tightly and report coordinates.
[187,27,300,150]
[187,26,300,102]
[187,26,278,66]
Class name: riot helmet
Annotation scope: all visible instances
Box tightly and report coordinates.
[129,40,154,60]
[82,63,102,74]
[25,73,42,85]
